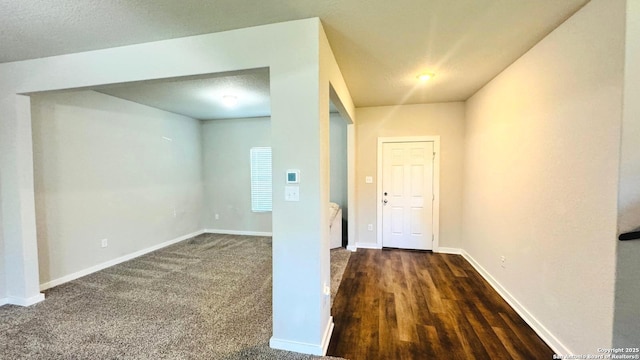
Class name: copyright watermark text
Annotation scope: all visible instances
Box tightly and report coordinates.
[553,348,640,360]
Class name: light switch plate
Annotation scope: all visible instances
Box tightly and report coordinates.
[285,186,300,201]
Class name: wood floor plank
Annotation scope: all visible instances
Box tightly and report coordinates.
[441,254,467,278]
[418,268,445,314]
[416,324,441,359]
[493,325,531,360]
[378,292,399,359]
[404,268,434,326]
[441,300,482,360]
[328,249,554,360]
[443,299,494,360]
[499,311,555,359]
[431,311,468,359]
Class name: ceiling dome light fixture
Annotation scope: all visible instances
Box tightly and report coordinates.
[222,94,238,107]
[417,73,435,82]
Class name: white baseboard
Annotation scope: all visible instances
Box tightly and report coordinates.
[204,229,273,237]
[321,316,335,356]
[6,293,45,307]
[355,242,382,249]
[436,247,462,254]
[461,250,570,355]
[269,316,334,356]
[346,244,357,252]
[40,229,205,291]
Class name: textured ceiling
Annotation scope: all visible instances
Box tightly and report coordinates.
[95,69,340,120]
[1,0,588,108]
[96,70,272,120]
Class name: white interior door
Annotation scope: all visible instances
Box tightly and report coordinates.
[381,141,434,250]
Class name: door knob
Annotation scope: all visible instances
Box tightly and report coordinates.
[383,199,388,204]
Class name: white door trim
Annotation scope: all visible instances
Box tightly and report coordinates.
[376,136,440,251]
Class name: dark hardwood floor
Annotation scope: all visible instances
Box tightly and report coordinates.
[327,249,554,360]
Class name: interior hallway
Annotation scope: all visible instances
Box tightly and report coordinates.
[328,249,553,359]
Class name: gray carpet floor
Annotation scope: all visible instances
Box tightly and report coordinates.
[0,233,350,359]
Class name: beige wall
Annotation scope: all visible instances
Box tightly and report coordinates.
[201,117,272,233]
[613,0,640,349]
[330,113,348,217]
[201,114,347,232]
[0,213,4,300]
[32,90,203,286]
[463,0,624,354]
[355,103,465,249]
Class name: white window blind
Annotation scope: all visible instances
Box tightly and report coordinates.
[250,147,272,212]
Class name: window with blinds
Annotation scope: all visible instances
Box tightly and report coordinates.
[250,147,272,212]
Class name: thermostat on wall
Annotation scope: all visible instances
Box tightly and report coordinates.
[286,169,300,184]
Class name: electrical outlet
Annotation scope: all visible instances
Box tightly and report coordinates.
[215,213,219,220]
[173,207,177,218]
[323,283,331,308]
[101,238,108,248]
[500,256,506,268]
[367,224,373,231]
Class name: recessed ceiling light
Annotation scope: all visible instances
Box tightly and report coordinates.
[417,73,434,82]
[222,95,238,107]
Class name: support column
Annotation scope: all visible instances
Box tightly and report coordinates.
[1,94,44,306]
[269,63,332,355]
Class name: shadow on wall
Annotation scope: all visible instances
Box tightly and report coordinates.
[613,199,640,348]
[0,176,4,295]
[618,200,640,234]
[342,219,348,247]
[330,113,348,218]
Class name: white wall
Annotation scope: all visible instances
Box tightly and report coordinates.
[201,114,347,233]
[463,0,624,354]
[330,113,348,217]
[31,90,203,286]
[308,22,355,355]
[0,214,4,301]
[354,103,465,249]
[613,0,640,349]
[201,117,271,233]
[0,94,42,305]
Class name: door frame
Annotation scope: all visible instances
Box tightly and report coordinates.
[376,136,440,250]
